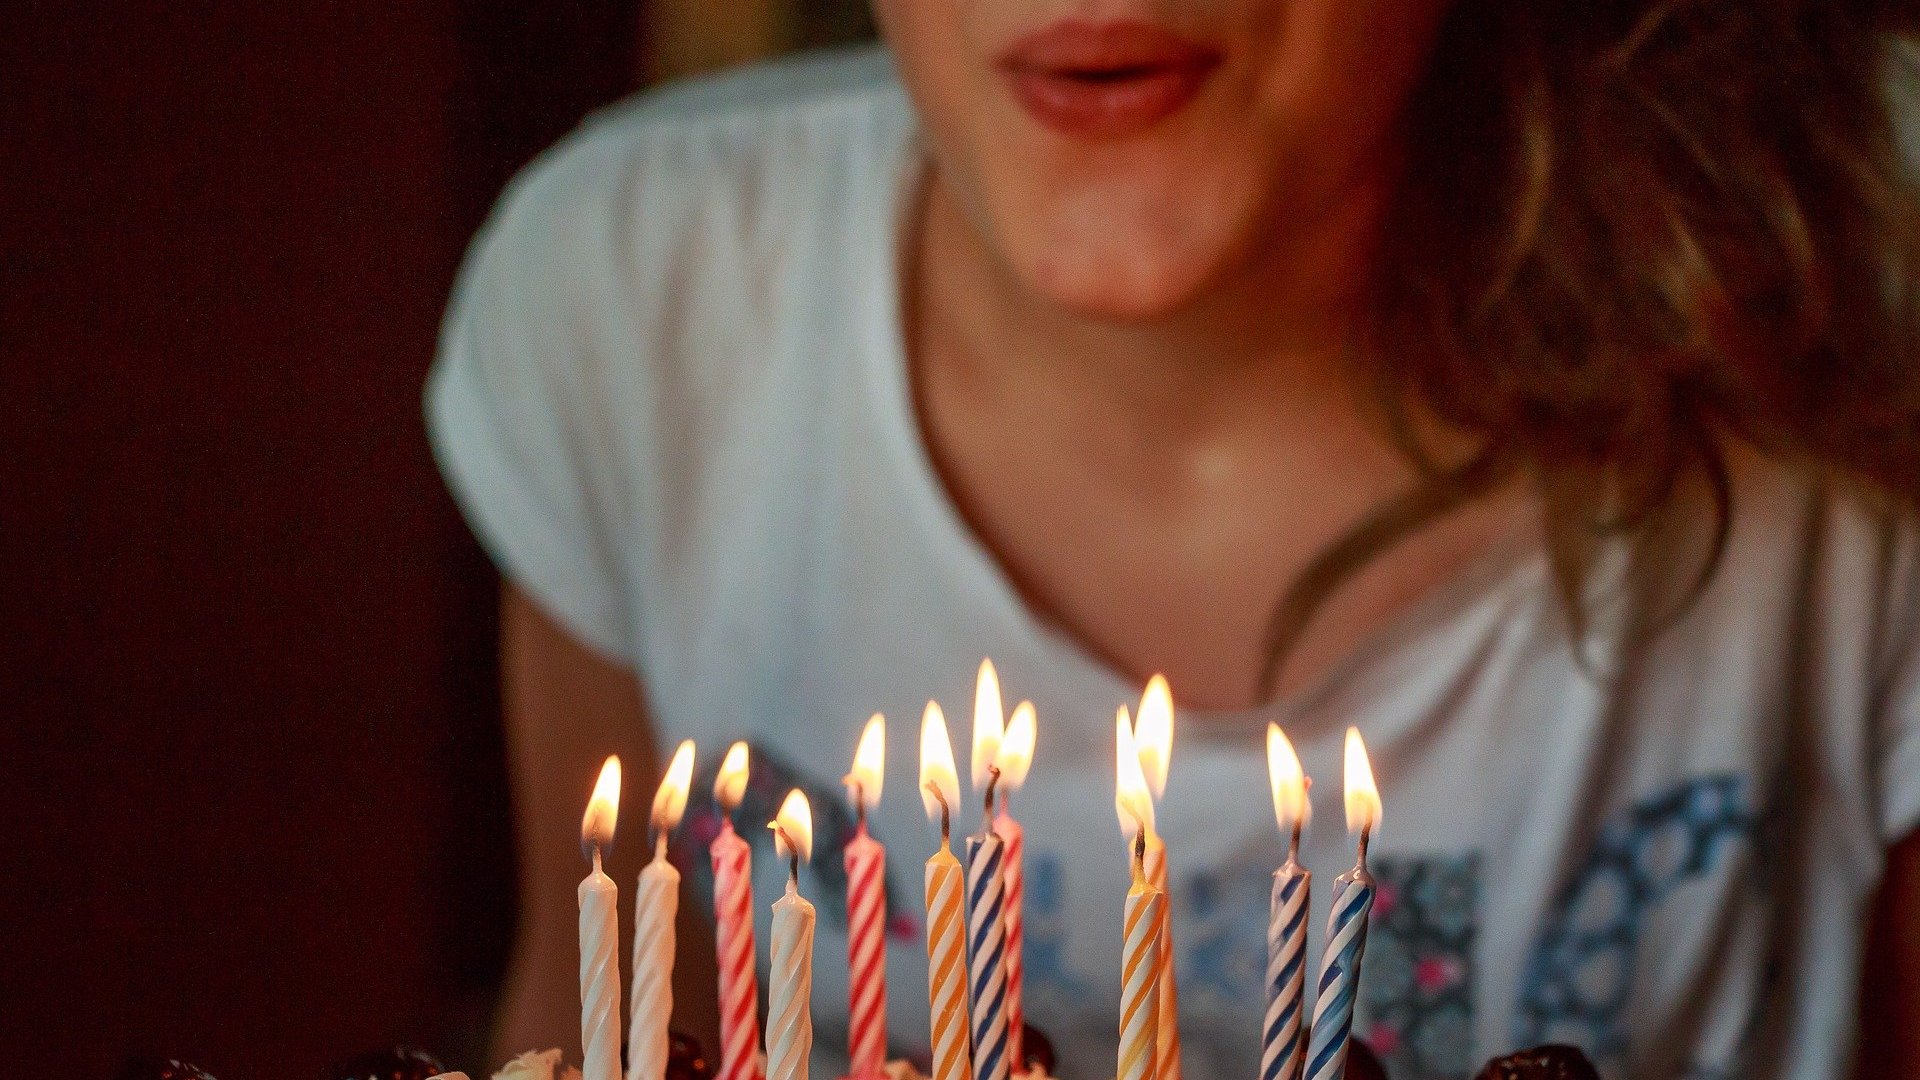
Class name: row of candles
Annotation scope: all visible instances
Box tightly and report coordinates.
[571,662,1383,1080]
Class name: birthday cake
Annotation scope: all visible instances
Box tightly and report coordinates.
[117,1030,1599,1080]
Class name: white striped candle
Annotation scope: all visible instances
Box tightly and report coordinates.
[922,702,973,1080]
[630,742,694,1080]
[1119,839,1163,1080]
[627,838,680,1080]
[1263,861,1310,1080]
[579,757,625,1080]
[1304,728,1381,1080]
[1141,834,1181,1080]
[580,850,623,1080]
[767,792,817,1080]
[965,828,1011,1080]
[1303,869,1373,1080]
[1262,722,1311,1080]
[926,835,973,1080]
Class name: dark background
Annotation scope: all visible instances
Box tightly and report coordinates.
[3,2,639,1075]
[3,1,880,1073]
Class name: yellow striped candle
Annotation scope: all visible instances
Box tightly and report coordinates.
[1134,677,1181,1080]
[1116,709,1162,1080]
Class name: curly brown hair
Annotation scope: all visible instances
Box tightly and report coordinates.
[1261,0,1920,695]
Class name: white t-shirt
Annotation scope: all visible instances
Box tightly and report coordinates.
[427,45,1920,1080]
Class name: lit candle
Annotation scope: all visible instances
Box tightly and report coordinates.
[629,741,696,1080]
[920,702,973,1080]
[1304,729,1380,1080]
[991,700,1035,1071]
[579,756,625,1080]
[1133,676,1182,1080]
[711,742,764,1080]
[966,661,1012,1080]
[768,790,817,1080]
[1115,709,1163,1080]
[1261,724,1311,1080]
[843,714,890,1079]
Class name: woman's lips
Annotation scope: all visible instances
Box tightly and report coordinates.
[998,20,1222,140]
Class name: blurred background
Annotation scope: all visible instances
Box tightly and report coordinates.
[2,3,870,1075]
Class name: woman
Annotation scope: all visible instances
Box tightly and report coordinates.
[428,1,1920,1076]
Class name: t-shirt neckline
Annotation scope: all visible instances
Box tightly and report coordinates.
[854,126,1548,740]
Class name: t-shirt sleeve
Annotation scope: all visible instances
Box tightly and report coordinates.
[1874,519,1920,844]
[425,174,637,662]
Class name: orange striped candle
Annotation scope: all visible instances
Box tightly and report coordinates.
[921,702,973,1080]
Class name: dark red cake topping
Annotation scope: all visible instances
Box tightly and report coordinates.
[1472,1044,1601,1080]
[329,1047,450,1080]
[116,1061,220,1080]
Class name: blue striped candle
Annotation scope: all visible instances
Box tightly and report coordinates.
[1303,865,1374,1080]
[1262,859,1311,1080]
[965,829,1011,1080]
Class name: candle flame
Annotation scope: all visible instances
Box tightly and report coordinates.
[847,712,886,811]
[1134,674,1174,800]
[996,700,1036,791]
[1344,727,1381,834]
[1114,706,1155,842]
[1265,723,1310,834]
[714,740,750,812]
[580,755,622,854]
[971,658,1004,791]
[771,788,813,863]
[920,700,961,822]
[651,739,696,833]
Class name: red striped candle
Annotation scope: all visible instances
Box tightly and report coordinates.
[844,715,889,1079]
[711,743,763,1080]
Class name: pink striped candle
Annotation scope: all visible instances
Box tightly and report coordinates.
[990,700,1035,1070]
[844,715,889,1079]
[711,743,763,1080]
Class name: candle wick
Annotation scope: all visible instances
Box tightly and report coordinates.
[1288,820,1302,867]
[1355,823,1372,876]
[655,833,668,863]
[1125,806,1149,881]
[774,824,801,886]
[591,844,604,876]
[854,784,868,834]
[983,765,1001,819]
[926,781,952,843]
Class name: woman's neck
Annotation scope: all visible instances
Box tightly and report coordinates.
[912,166,1385,433]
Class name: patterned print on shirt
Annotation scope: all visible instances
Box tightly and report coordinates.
[1363,854,1481,1080]
[1514,774,1758,1059]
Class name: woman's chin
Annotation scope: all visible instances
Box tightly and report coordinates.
[1015,243,1224,324]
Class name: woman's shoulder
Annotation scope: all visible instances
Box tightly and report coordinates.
[476,44,910,273]
[1712,442,1919,653]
